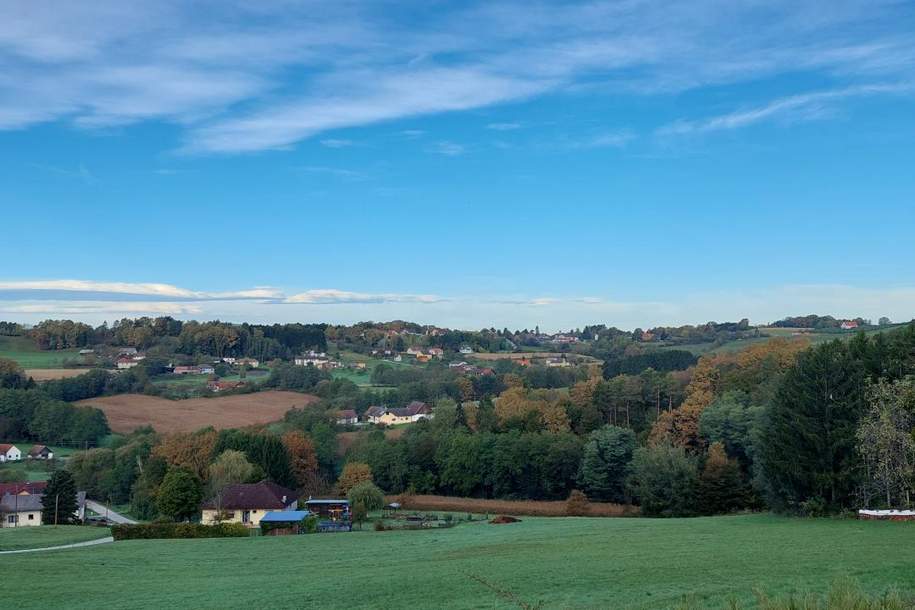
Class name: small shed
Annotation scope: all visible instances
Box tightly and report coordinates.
[259,511,313,536]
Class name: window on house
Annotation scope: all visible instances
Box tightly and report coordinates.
[8,515,16,524]
[27,514,34,520]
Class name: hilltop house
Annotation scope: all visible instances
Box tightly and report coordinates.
[26,444,53,460]
[367,401,433,425]
[841,320,860,330]
[0,444,21,462]
[201,481,298,528]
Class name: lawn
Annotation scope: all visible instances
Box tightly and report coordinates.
[0,458,58,481]
[0,525,111,551]
[0,335,81,369]
[4,514,915,608]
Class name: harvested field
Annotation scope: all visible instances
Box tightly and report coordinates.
[388,494,638,517]
[76,391,318,434]
[25,368,97,381]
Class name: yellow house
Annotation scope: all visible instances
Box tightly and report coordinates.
[1,493,43,527]
[200,481,297,527]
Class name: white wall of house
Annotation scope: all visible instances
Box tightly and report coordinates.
[0,446,21,462]
[2,510,42,527]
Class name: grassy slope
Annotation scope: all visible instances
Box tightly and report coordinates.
[0,526,111,551]
[0,335,81,369]
[4,515,915,609]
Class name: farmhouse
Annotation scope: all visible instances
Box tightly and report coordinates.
[200,481,298,527]
[236,357,259,368]
[116,357,140,370]
[406,346,425,356]
[0,482,47,496]
[427,347,444,358]
[841,320,860,330]
[363,406,386,423]
[545,357,571,368]
[0,489,86,527]
[173,364,215,375]
[336,409,358,425]
[26,444,53,460]
[0,444,21,462]
[370,401,433,425]
[1,493,43,527]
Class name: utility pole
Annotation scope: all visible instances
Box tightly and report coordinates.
[54,494,59,526]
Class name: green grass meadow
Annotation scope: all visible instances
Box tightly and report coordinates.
[0,525,111,551]
[0,335,81,368]
[4,514,914,609]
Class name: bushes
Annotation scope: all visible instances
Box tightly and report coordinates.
[111,522,249,540]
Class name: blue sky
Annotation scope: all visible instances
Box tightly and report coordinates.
[1,1,914,331]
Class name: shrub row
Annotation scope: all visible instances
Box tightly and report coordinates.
[111,522,249,540]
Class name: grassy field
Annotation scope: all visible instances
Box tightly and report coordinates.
[0,525,111,551]
[0,335,82,369]
[4,514,915,608]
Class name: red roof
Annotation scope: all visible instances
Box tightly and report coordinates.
[201,481,297,510]
[0,481,47,496]
[0,443,16,453]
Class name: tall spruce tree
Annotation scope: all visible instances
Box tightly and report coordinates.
[759,340,866,513]
[41,470,79,525]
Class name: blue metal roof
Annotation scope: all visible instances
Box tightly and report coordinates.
[259,510,311,522]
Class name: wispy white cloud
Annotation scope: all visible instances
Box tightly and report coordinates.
[658,83,914,135]
[486,122,521,131]
[320,138,353,148]
[283,289,444,305]
[1,1,912,153]
[0,280,282,301]
[0,301,204,315]
[430,141,466,156]
[300,166,367,180]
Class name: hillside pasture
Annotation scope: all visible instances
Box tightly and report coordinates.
[75,391,318,434]
[471,351,601,363]
[4,515,915,608]
[0,335,81,369]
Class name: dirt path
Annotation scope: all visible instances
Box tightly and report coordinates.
[0,536,114,555]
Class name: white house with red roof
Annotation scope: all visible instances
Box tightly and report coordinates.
[0,444,21,462]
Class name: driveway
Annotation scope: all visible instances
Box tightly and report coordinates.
[85,500,137,524]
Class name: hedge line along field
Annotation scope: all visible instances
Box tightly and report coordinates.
[5,515,915,609]
[75,391,319,434]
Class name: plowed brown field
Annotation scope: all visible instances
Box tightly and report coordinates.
[76,391,318,434]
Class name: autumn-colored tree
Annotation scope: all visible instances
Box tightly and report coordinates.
[337,461,373,495]
[152,429,217,480]
[698,442,748,514]
[541,402,571,433]
[570,377,600,408]
[457,377,475,402]
[565,489,589,516]
[502,373,524,389]
[649,355,720,450]
[282,430,321,494]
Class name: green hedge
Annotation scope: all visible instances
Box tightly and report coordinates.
[111,522,249,540]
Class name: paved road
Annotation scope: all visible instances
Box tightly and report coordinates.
[0,536,114,555]
[85,500,137,524]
